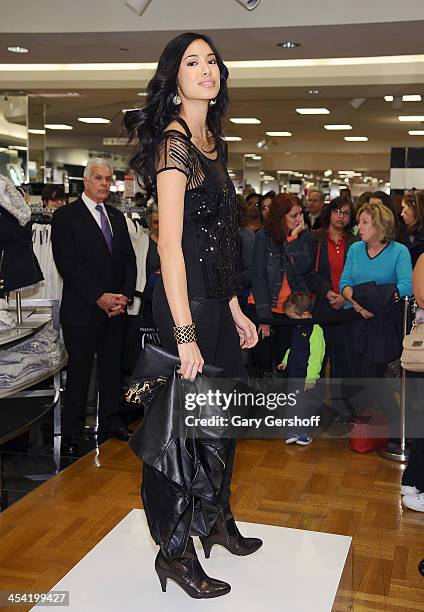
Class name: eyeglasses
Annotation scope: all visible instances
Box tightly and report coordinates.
[334,209,351,217]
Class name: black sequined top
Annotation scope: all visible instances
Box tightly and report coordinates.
[155,118,241,301]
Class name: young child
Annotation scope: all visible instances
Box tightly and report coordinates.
[278,292,326,445]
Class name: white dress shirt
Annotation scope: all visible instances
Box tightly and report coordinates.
[82,192,113,235]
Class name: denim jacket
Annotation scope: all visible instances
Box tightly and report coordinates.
[251,229,312,320]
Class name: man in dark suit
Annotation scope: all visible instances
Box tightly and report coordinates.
[304,189,325,231]
[52,158,136,454]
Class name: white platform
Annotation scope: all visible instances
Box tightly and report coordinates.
[33,509,352,611]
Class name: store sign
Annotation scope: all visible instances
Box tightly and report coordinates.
[124,175,136,198]
[102,137,128,146]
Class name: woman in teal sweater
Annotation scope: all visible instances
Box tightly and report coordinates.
[340,202,412,314]
[340,198,412,378]
[340,203,412,428]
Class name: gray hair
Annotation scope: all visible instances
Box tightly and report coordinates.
[308,189,325,202]
[83,158,113,178]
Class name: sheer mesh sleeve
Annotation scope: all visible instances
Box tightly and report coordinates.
[155,132,192,182]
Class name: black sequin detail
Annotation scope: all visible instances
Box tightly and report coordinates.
[155,130,241,300]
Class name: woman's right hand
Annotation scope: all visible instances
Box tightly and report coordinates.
[258,323,271,338]
[177,342,204,381]
[352,301,374,319]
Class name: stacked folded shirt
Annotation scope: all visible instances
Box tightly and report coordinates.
[0,326,66,388]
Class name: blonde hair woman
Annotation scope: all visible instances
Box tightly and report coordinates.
[339,201,412,376]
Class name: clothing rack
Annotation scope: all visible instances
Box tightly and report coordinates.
[30,207,53,215]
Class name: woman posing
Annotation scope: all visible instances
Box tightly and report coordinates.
[125,32,260,599]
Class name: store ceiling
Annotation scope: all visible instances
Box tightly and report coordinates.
[2,21,424,64]
[2,3,424,177]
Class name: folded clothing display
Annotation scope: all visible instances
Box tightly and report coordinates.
[0,325,66,388]
[0,298,15,331]
[0,309,15,330]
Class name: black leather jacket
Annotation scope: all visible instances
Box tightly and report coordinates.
[251,229,312,320]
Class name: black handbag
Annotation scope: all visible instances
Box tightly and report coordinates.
[125,344,223,406]
[127,344,224,460]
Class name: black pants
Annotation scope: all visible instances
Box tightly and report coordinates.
[403,438,424,490]
[62,319,124,441]
[402,373,424,490]
[272,313,293,370]
[323,322,353,379]
[144,281,245,554]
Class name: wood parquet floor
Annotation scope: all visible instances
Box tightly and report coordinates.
[0,438,424,611]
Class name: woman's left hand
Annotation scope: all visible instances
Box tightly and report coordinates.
[229,297,258,348]
[236,316,258,348]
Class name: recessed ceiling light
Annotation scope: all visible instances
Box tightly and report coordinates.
[409,130,424,135]
[28,129,46,135]
[44,124,73,130]
[230,117,261,124]
[403,95,422,102]
[296,108,330,115]
[398,116,424,121]
[277,41,301,48]
[225,136,242,141]
[266,131,292,136]
[137,92,148,96]
[324,124,352,130]
[344,136,368,141]
[308,89,320,95]
[78,117,110,124]
[7,46,29,54]
[33,92,80,98]
[252,155,262,160]
[386,95,422,102]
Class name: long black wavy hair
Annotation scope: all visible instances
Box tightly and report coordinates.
[124,32,230,198]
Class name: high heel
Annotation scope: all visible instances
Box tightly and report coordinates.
[200,510,263,558]
[154,538,231,599]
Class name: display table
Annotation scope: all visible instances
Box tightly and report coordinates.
[0,299,66,511]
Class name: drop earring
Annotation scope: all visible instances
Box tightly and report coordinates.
[173,93,182,106]
[209,98,217,106]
